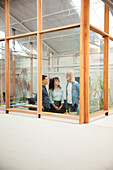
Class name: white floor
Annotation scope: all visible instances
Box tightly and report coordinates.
[0,111,113,170]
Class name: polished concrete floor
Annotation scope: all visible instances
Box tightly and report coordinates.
[0,111,113,170]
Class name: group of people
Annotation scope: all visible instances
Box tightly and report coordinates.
[35,72,80,114]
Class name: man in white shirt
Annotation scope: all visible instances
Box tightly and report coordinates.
[66,72,80,112]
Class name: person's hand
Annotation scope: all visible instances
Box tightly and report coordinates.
[42,106,44,110]
[58,105,63,110]
[55,106,59,110]
[75,99,79,104]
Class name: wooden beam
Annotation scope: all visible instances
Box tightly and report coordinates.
[39,23,80,34]
[7,108,37,114]
[89,110,108,118]
[104,4,109,111]
[80,0,85,124]
[41,112,79,119]
[5,0,10,111]
[0,38,5,41]
[6,31,37,40]
[0,107,5,110]
[84,0,90,123]
[12,28,16,102]
[90,24,109,37]
[80,0,90,124]
[30,42,33,98]
[37,0,42,117]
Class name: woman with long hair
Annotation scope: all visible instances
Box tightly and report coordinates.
[49,77,65,113]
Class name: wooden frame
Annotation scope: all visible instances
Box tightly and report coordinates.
[104,4,109,111]
[30,42,33,98]
[0,0,112,123]
[37,0,42,117]
[80,0,90,123]
[5,0,10,112]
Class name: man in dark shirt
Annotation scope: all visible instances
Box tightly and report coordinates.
[35,75,50,111]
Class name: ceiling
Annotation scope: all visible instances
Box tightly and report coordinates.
[0,0,111,55]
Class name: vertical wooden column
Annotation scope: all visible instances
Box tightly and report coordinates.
[104,4,109,112]
[12,28,16,102]
[30,42,33,98]
[80,0,90,123]
[4,0,10,112]
[37,0,42,117]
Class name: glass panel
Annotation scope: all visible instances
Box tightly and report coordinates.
[9,0,37,36]
[0,1,5,38]
[109,8,113,36]
[90,0,104,31]
[42,28,80,117]
[89,31,104,113]
[109,40,113,108]
[42,0,81,30]
[0,41,5,107]
[9,36,37,110]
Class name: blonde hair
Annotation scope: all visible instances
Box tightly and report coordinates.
[67,71,75,83]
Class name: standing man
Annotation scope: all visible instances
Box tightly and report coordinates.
[35,75,50,111]
[66,72,80,112]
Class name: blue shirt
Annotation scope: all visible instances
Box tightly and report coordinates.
[66,81,80,106]
[35,85,50,109]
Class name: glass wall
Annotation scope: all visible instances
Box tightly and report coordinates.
[89,31,104,113]
[109,40,113,108]
[0,0,5,38]
[0,41,5,107]
[90,0,104,31]
[109,8,113,37]
[9,36,37,110]
[42,0,81,30]
[9,0,37,36]
[42,28,80,115]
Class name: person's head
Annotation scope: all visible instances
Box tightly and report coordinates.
[54,77,60,87]
[66,71,75,82]
[49,77,61,91]
[42,75,48,86]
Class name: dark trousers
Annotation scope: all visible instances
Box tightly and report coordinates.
[50,101,66,113]
[66,103,78,112]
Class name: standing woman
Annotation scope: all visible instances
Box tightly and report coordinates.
[49,77,65,113]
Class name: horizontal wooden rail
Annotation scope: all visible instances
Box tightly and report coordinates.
[6,108,79,119]
[7,108,37,114]
[0,38,5,41]
[109,36,113,41]
[4,24,113,42]
[41,112,79,119]
[6,31,37,40]
[90,24,109,37]
[109,107,113,111]
[0,107,5,110]
[89,110,108,118]
[39,23,80,34]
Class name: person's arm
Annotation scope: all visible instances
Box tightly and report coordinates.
[49,90,54,104]
[75,83,80,104]
[58,89,64,110]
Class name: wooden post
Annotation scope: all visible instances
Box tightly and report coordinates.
[37,0,42,117]
[104,4,109,112]
[4,0,10,112]
[12,28,16,102]
[30,42,33,98]
[80,0,90,123]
